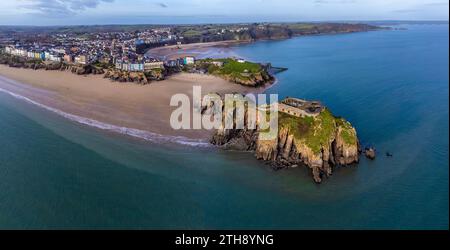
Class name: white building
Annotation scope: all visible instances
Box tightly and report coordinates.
[18,48,27,57]
[144,61,164,71]
[4,46,12,54]
[48,53,62,62]
[211,61,224,67]
[184,56,195,65]
[74,55,87,65]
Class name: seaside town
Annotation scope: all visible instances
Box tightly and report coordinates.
[0,25,273,85]
[0,23,377,84]
[1,27,183,73]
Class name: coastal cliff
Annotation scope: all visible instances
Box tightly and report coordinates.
[138,23,381,50]
[190,58,276,87]
[0,53,164,84]
[215,69,274,87]
[211,100,360,183]
[0,53,105,75]
[0,52,273,87]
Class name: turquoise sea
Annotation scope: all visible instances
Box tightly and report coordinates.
[0,24,448,229]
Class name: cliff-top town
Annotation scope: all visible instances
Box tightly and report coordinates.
[0,23,378,85]
[1,27,179,73]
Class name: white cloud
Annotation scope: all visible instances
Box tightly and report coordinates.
[0,0,447,25]
[19,0,114,16]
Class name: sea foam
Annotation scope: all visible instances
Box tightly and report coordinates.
[0,84,211,147]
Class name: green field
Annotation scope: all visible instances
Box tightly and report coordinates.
[220,59,262,74]
[198,58,263,80]
[182,30,203,37]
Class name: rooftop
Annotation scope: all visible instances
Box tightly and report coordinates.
[279,97,324,117]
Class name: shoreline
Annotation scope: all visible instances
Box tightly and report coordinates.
[144,28,381,61]
[145,40,251,60]
[0,84,211,147]
[0,64,268,145]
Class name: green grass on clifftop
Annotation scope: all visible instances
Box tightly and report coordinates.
[336,118,358,145]
[198,58,263,80]
[220,59,262,74]
[278,109,349,154]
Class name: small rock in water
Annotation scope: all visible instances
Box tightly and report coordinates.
[364,147,376,160]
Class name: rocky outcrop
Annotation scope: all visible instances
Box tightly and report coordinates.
[260,123,358,183]
[219,70,274,87]
[0,53,104,75]
[104,69,151,84]
[146,69,166,81]
[334,125,360,165]
[210,97,360,183]
[364,147,376,160]
[66,64,104,75]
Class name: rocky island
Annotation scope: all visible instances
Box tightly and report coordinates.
[185,58,277,87]
[211,97,360,183]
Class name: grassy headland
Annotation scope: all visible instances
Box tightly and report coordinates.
[192,58,274,87]
[278,109,357,154]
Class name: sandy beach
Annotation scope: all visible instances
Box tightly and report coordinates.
[0,65,260,141]
[146,40,250,60]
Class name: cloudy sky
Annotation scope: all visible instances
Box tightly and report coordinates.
[0,0,448,25]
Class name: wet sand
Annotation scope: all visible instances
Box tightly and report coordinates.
[0,65,259,141]
[146,40,250,60]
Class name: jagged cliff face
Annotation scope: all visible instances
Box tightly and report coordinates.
[219,70,274,87]
[104,68,166,84]
[104,70,148,84]
[210,104,360,183]
[255,113,359,183]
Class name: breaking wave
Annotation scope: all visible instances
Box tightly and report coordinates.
[0,86,211,147]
